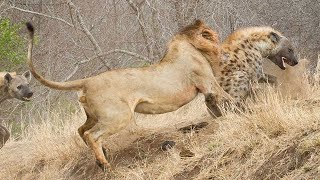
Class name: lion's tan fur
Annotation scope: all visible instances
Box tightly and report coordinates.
[26,20,228,170]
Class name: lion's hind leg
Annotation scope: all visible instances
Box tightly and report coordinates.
[78,107,97,144]
[83,102,133,172]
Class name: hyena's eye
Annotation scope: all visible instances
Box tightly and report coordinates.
[17,85,22,90]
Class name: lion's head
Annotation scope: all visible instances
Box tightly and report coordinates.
[171,20,221,72]
[179,20,220,57]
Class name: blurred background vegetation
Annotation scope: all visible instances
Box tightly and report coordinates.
[0,0,319,123]
[0,18,25,71]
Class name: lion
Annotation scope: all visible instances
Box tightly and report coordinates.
[26,20,230,171]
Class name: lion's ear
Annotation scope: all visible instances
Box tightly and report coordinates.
[194,19,205,27]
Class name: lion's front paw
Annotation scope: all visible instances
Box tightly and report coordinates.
[205,94,222,118]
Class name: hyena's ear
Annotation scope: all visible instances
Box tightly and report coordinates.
[23,71,32,82]
[270,32,281,43]
[4,73,12,84]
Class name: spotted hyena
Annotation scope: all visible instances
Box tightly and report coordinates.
[0,71,33,148]
[206,27,298,117]
[0,71,33,104]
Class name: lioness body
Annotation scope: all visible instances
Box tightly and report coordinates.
[26,20,227,170]
[81,40,216,114]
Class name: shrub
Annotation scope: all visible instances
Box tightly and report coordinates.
[0,18,25,71]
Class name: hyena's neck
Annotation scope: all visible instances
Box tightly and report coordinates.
[252,40,273,57]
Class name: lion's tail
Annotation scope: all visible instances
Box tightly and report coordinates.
[26,22,84,91]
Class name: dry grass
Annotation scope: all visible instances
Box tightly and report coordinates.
[1,59,320,179]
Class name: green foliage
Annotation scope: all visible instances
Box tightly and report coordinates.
[0,18,26,71]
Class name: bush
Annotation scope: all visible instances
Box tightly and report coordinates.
[0,18,26,71]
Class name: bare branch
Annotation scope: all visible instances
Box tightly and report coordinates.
[186,0,199,21]
[64,49,150,81]
[12,2,67,6]
[80,49,150,64]
[67,0,102,53]
[10,6,77,29]
[0,1,6,10]
[173,2,184,28]
[67,0,110,70]
[63,64,79,81]
[125,0,152,58]
[68,2,77,32]
[126,0,139,12]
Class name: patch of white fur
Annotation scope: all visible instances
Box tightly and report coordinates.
[227,26,279,41]
[256,41,271,51]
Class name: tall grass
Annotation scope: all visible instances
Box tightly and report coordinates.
[1,58,320,179]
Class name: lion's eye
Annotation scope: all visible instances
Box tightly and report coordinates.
[17,85,22,90]
[202,31,211,40]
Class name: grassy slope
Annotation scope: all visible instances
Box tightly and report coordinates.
[1,60,320,179]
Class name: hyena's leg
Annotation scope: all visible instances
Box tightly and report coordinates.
[0,124,10,149]
[258,73,278,86]
[221,71,251,111]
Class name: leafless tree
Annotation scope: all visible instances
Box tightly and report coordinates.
[0,0,319,121]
